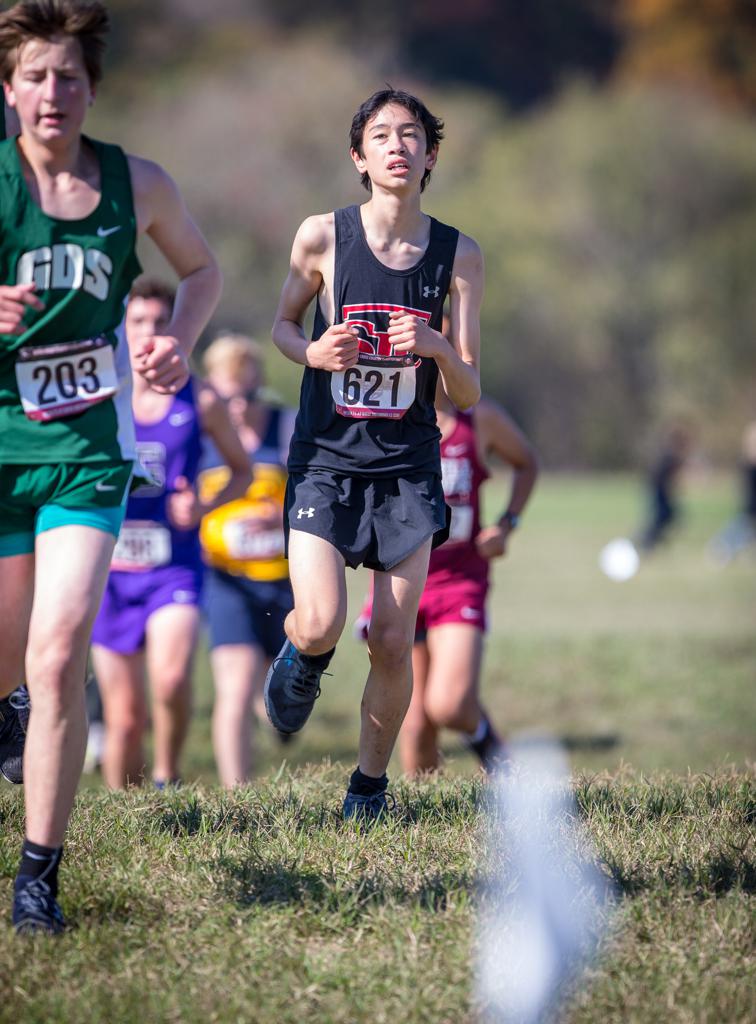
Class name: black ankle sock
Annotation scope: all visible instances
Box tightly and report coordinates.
[300,647,335,669]
[16,839,63,898]
[468,713,493,751]
[349,767,388,797]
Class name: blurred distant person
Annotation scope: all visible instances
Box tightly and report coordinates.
[636,425,691,552]
[356,374,538,774]
[708,420,756,565]
[199,334,295,787]
[91,281,250,789]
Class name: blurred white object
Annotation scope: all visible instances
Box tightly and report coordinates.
[599,537,640,581]
[84,720,105,774]
[477,740,612,1023]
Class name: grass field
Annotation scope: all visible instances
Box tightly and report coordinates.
[0,473,753,1023]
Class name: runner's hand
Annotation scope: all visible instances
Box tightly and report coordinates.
[306,324,360,371]
[475,524,508,560]
[133,335,190,394]
[0,284,45,335]
[166,475,202,529]
[388,311,441,359]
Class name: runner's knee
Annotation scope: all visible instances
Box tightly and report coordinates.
[25,640,88,709]
[108,706,148,750]
[367,621,413,672]
[152,670,191,708]
[291,606,343,653]
[425,687,477,730]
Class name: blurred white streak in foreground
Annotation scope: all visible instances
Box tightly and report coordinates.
[477,740,613,1023]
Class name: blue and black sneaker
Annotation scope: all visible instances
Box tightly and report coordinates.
[0,685,30,785]
[342,789,395,823]
[153,777,182,791]
[13,878,65,935]
[263,639,331,735]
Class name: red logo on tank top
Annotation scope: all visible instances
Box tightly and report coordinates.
[342,303,430,362]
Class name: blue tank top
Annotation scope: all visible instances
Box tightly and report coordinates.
[287,205,459,478]
[121,379,203,569]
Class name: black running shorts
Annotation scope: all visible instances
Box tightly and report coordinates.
[284,470,450,572]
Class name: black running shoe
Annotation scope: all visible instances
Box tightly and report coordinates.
[0,686,30,785]
[464,714,509,774]
[263,640,329,734]
[13,878,65,935]
[342,789,395,823]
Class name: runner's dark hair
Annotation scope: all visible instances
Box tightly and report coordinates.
[129,276,175,310]
[350,87,444,193]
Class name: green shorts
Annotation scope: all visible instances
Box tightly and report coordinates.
[0,461,133,557]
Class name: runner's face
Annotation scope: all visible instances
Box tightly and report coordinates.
[6,35,93,143]
[208,364,262,429]
[351,103,436,192]
[125,297,172,355]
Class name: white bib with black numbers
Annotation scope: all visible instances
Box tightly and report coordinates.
[331,355,416,420]
[111,521,172,572]
[15,337,118,422]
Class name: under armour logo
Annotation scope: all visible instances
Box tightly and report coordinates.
[423,285,440,298]
[297,507,315,519]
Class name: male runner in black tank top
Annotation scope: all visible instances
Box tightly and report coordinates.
[266,88,484,820]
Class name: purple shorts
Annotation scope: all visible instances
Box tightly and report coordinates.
[91,564,203,654]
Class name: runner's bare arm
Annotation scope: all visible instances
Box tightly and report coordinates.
[389,233,483,409]
[474,397,538,559]
[197,384,252,513]
[272,215,359,372]
[442,234,483,408]
[129,156,222,392]
[166,387,251,530]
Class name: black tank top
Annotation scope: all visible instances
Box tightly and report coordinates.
[287,204,459,478]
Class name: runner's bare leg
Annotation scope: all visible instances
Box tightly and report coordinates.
[24,526,116,845]
[362,539,432,777]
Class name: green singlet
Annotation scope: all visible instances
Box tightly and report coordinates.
[0,135,142,464]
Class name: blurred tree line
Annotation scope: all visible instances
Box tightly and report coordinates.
[86,0,755,467]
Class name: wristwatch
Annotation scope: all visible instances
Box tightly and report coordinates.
[500,510,520,530]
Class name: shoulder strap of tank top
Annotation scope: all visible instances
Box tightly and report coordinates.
[89,137,137,225]
[446,408,472,445]
[180,376,197,406]
[430,217,460,271]
[332,206,358,324]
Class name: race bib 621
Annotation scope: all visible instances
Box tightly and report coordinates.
[331,354,416,420]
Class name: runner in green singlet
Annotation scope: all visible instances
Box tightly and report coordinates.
[0,0,222,934]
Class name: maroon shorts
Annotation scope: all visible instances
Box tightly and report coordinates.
[415,575,489,638]
[354,573,489,642]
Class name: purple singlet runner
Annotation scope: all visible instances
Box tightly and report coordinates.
[91,380,204,654]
